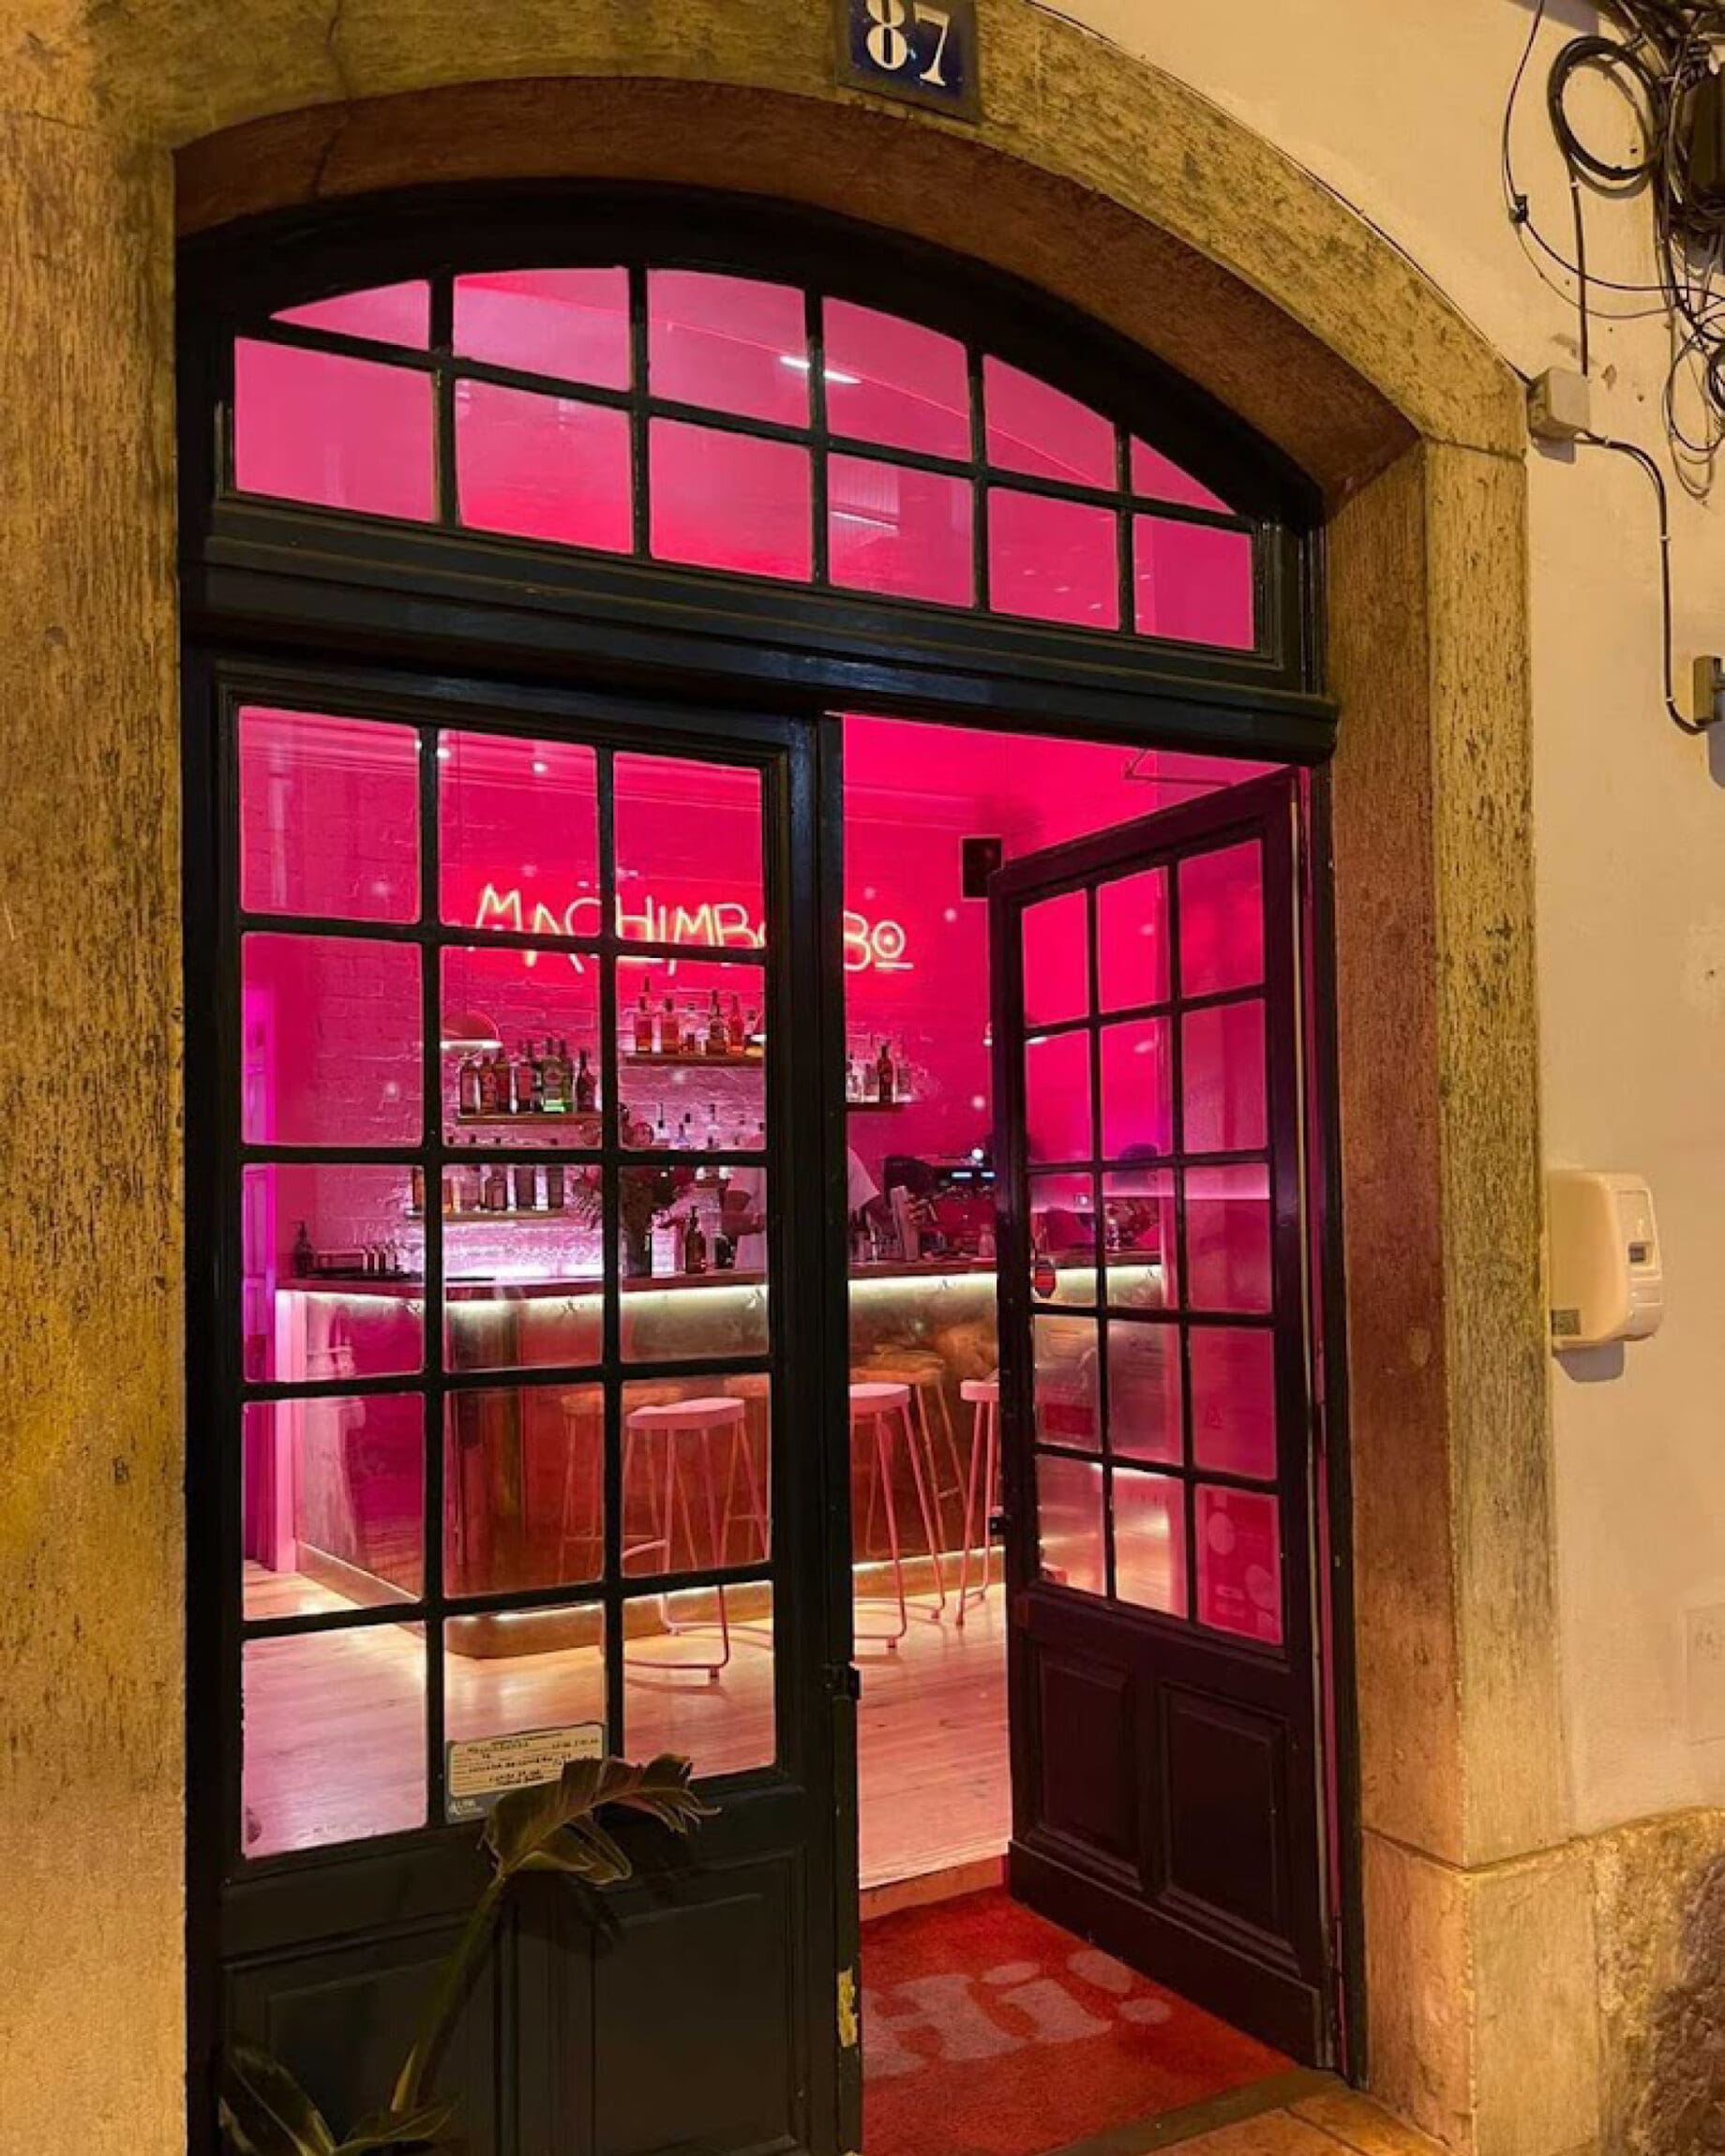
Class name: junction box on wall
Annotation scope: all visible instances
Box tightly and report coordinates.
[1547,1169,1665,1351]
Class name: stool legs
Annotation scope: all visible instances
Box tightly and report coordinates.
[622,1422,734,1679]
[956,1395,1000,1624]
[854,1407,911,1649]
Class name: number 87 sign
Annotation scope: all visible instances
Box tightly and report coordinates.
[836,0,981,119]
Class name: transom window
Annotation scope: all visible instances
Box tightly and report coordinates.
[229,265,1260,652]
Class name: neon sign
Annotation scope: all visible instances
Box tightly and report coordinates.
[472,884,912,974]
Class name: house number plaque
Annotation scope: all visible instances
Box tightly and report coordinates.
[836,0,981,120]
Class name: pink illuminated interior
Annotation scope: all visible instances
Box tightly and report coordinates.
[237,271,1264,654]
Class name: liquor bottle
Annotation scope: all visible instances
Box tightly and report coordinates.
[458,1054,483,1117]
[546,1162,566,1212]
[682,1207,708,1276]
[513,1164,537,1213]
[292,1220,314,1277]
[411,1166,426,1219]
[477,1052,502,1116]
[634,979,655,1054]
[653,1105,669,1149]
[728,994,747,1052]
[706,1100,721,1151]
[540,1038,568,1113]
[746,1008,761,1055]
[514,1041,540,1115]
[682,1006,704,1056]
[658,992,677,1056]
[483,1164,508,1213]
[877,1041,895,1105]
[707,990,728,1056]
[678,1113,693,1151]
[574,1047,596,1114]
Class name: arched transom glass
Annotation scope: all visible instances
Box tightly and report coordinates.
[231,267,1260,653]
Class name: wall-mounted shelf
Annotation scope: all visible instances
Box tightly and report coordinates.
[451,1112,602,1134]
[848,1100,912,1113]
[621,1051,763,1069]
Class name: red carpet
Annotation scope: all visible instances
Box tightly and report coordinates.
[862,1890,1288,2156]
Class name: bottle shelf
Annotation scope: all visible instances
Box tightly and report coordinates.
[848,1100,912,1113]
[452,1113,602,1133]
[408,1209,583,1224]
[621,1050,763,1068]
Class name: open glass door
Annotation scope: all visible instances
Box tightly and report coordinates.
[989,771,1329,2062]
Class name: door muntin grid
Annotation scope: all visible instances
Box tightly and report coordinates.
[227,695,789,1863]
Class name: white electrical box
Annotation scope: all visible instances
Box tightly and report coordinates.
[1547,1170,1664,1351]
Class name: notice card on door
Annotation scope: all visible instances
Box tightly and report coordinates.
[444,1721,605,1822]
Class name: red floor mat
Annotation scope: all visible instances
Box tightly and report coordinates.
[862,1890,1288,2156]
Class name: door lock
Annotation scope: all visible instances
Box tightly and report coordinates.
[987,1510,1009,1540]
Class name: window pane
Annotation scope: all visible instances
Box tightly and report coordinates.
[243,1626,426,1856]
[1197,1485,1282,1644]
[1032,1313,1101,1451]
[1036,1455,1105,1594]
[453,268,630,388]
[1178,841,1265,998]
[275,281,430,347]
[1130,438,1233,515]
[242,1163,425,1384]
[984,358,1116,488]
[989,490,1118,628]
[1106,1321,1181,1464]
[442,1190,605,1374]
[649,270,808,426]
[624,1582,777,1776]
[1100,1016,1173,1162]
[1191,1327,1277,1479]
[243,1396,425,1621]
[1022,890,1089,1027]
[617,955,766,1148]
[441,944,602,1147]
[457,382,633,555]
[1103,1169,1178,1310]
[233,340,433,522]
[445,1385,603,1597]
[1182,998,1267,1156]
[829,456,973,608]
[439,729,600,936]
[650,417,811,581]
[444,1603,608,1757]
[1135,517,1256,651]
[239,707,420,923]
[241,933,421,1146]
[1185,1164,1272,1312]
[614,752,765,949]
[622,1377,771,1574]
[823,300,970,458]
[1029,1172,1097,1307]
[1097,866,1170,1012]
[1025,1029,1091,1166]
[1113,1467,1187,1617]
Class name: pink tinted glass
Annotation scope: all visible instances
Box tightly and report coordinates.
[244,1627,426,1854]
[614,752,765,945]
[984,358,1115,487]
[1025,1030,1092,1166]
[1104,1170,1178,1309]
[990,491,1119,628]
[1131,439,1233,514]
[445,1605,606,1750]
[1030,1172,1099,1306]
[241,933,422,1146]
[234,341,434,522]
[239,707,420,923]
[1197,1485,1282,1644]
[829,456,972,607]
[240,1165,425,1384]
[439,731,599,936]
[1184,1163,1272,1312]
[649,270,808,426]
[453,269,630,388]
[1097,867,1170,1011]
[1113,1468,1188,1617]
[1181,999,1267,1154]
[650,419,811,582]
[1033,1315,1101,1451]
[823,301,971,458]
[1179,842,1264,997]
[1037,1455,1106,1595]
[242,1395,425,1619]
[1107,1322,1181,1464]
[1190,1326,1277,1479]
[446,1388,604,1597]
[457,382,632,555]
[274,281,430,347]
[624,1583,776,1774]
[1101,1017,1173,1160]
[1135,517,1256,650]
[1021,890,1089,1026]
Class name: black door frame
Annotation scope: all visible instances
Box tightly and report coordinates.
[176,185,1364,2150]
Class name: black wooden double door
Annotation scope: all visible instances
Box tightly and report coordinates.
[192,664,860,2156]
[990,772,1332,2062]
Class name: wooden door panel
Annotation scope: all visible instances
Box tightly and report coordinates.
[1032,1646,1139,1871]
[1162,1687,1287,1939]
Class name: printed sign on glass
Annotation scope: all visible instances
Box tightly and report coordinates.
[444,1720,604,1822]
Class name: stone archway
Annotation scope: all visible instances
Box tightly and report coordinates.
[0,7,1568,2151]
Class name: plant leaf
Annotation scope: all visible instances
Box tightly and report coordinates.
[218,2043,338,2156]
[337,2097,461,2152]
[483,1754,711,1882]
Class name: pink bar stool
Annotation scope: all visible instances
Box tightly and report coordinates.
[850,1380,948,1648]
[622,1396,748,1679]
[956,1375,1001,1624]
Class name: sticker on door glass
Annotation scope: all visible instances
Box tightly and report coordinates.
[444,1720,604,1821]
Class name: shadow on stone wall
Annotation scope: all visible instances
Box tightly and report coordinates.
[1640,1854,1725,2153]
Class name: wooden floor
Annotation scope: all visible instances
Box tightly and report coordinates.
[243,1561,1008,1878]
